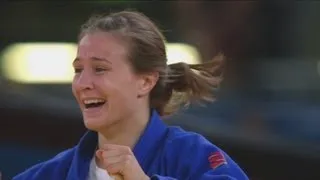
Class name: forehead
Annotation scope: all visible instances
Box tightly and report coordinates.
[76,32,128,61]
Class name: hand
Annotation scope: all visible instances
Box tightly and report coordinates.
[96,144,150,180]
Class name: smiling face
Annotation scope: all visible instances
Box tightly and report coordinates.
[72,32,145,131]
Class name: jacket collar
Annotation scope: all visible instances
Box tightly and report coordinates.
[67,109,168,180]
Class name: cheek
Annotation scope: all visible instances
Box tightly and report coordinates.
[101,77,138,102]
[121,82,140,108]
[105,82,136,100]
[112,87,138,113]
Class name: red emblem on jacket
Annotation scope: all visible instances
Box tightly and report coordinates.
[208,151,227,169]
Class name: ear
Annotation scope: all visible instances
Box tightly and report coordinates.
[137,72,159,98]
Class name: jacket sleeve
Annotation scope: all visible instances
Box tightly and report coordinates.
[156,133,249,180]
[12,149,73,180]
[12,163,45,180]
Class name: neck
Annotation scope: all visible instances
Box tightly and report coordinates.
[97,108,151,150]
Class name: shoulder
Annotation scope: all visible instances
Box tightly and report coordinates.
[163,126,247,179]
[166,126,219,152]
[12,147,75,180]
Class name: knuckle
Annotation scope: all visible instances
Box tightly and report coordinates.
[124,146,131,153]
[124,154,132,161]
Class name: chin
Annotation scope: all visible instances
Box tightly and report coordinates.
[83,117,107,131]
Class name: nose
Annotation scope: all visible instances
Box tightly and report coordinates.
[73,70,94,90]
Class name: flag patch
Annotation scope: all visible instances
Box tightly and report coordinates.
[208,151,227,169]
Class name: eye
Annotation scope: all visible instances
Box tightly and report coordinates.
[94,66,111,74]
[74,68,82,74]
[95,67,106,72]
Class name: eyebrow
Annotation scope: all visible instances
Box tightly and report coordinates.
[73,57,112,64]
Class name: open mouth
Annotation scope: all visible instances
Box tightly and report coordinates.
[83,99,106,109]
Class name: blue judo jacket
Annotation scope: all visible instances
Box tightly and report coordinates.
[13,110,249,180]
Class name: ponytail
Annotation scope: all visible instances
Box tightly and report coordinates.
[150,54,225,116]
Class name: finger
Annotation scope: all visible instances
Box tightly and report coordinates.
[101,154,132,173]
[96,149,103,159]
[101,144,132,154]
[96,149,123,159]
[100,154,125,166]
[104,160,125,175]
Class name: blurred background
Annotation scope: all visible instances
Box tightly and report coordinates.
[1,1,320,180]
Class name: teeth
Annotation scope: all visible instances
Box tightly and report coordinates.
[83,99,105,105]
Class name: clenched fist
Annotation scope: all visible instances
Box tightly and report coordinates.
[96,144,150,180]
